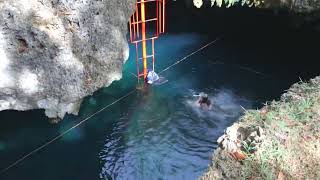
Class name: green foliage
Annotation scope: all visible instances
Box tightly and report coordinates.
[283,97,314,123]
[265,111,276,122]
[210,0,263,8]
[243,110,262,122]
[242,138,286,180]
[242,140,256,154]
[211,0,238,7]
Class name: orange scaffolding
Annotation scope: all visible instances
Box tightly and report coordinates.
[129,0,166,82]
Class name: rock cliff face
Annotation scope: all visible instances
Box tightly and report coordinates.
[0,0,135,119]
[263,0,320,13]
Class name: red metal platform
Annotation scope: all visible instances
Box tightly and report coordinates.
[129,0,166,81]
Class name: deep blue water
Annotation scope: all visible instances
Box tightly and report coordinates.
[0,6,319,178]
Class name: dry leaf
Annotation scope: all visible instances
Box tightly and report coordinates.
[231,150,246,161]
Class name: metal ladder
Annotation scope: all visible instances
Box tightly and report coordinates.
[129,0,166,82]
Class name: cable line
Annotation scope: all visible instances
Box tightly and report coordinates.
[0,36,223,175]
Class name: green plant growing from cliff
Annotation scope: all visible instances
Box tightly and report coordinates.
[242,141,256,154]
[294,98,314,121]
[240,109,262,124]
[192,0,263,8]
[210,0,263,7]
[282,97,314,123]
[241,137,287,180]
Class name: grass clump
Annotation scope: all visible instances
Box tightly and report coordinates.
[200,77,320,180]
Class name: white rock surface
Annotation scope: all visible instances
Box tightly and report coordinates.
[0,0,135,120]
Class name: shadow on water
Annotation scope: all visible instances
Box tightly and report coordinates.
[1,3,320,179]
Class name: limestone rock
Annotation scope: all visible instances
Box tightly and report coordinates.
[217,123,264,154]
[0,0,135,119]
[217,123,241,153]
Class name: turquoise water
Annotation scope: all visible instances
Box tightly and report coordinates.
[0,32,313,180]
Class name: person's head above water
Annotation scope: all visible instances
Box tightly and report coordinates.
[197,92,211,109]
[199,92,208,99]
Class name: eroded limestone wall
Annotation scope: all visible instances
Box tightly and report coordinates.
[0,0,135,119]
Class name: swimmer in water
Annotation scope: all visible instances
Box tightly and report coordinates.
[195,92,212,110]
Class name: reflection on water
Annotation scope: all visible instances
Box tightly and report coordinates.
[60,127,84,142]
[98,79,253,179]
[98,91,250,179]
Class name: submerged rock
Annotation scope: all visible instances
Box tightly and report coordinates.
[0,0,135,119]
[48,117,61,124]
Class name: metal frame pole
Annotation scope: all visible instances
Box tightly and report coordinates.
[140,0,148,79]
